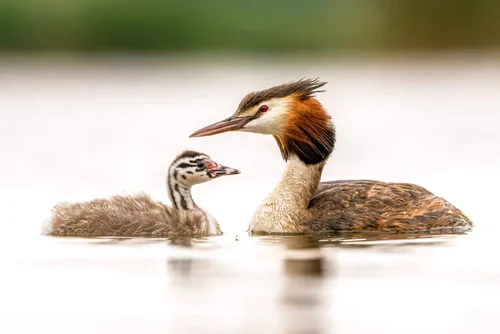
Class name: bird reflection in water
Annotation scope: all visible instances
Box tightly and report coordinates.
[280,237,335,334]
[283,237,326,277]
[165,237,213,281]
[163,236,337,333]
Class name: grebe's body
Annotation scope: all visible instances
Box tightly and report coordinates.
[44,150,240,237]
[190,79,472,235]
[248,156,471,234]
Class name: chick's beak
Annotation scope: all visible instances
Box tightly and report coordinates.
[189,116,253,138]
[207,164,241,177]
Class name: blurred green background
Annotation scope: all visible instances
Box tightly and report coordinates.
[0,0,498,53]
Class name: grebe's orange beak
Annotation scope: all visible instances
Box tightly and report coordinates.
[189,116,254,138]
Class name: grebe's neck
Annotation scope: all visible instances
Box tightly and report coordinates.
[249,97,335,234]
[248,155,325,234]
[167,169,221,236]
[167,173,196,211]
[278,155,324,208]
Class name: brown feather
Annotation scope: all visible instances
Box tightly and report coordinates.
[274,96,335,165]
[45,193,212,237]
[307,180,472,233]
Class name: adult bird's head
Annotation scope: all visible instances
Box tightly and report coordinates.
[189,78,336,165]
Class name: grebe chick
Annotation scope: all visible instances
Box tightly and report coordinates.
[43,150,240,237]
[190,79,473,235]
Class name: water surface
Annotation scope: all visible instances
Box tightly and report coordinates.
[0,53,499,333]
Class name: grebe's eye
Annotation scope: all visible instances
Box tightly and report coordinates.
[259,105,269,112]
[196,162,205,168]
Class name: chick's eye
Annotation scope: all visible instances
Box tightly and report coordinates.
[259,105,269,112]
[196,162,205,168]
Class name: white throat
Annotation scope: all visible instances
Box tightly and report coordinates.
[248,155,324,234]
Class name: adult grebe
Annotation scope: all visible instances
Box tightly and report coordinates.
[189,79,472,235]
[43,150,240,237]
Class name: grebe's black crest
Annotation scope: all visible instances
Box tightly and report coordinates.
[237,78,327,113]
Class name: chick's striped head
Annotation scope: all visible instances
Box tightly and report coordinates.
[169,151,240,186]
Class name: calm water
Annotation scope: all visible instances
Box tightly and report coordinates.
[1,53,499,333]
